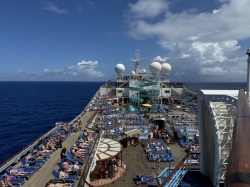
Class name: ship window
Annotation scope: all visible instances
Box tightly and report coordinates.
[117,90,123,93]
[165,90,170,93]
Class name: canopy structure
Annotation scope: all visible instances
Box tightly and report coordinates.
[142,103,151,107]
[123,129,141,137]
[96,138,122,161]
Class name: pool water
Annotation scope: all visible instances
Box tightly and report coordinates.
[126,105,140,114]
[126,126,151,139]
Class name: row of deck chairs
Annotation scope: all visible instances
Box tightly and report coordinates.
[142,139,175,162]
[48,130,97,186]
[103,128,123,140]
[125,119,149,125]
[1,127,72,186]
[103,109,120,115]
[179,138,190,148]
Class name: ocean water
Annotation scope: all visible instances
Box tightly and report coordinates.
[0,81,247,165]
[0,81,104,165]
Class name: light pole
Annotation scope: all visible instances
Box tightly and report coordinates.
[246,49,250,100]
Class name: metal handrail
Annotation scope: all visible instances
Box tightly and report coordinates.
[78,126,104,187]
[159,153,190,187]
[0,87,102,174]
[225,89,250,186]
[0,126,57,173]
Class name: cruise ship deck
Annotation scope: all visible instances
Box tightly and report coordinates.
[13,107,190,187]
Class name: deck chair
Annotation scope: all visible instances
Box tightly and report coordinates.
[20,157,42,170]
[48,178,75,186]
[0,175,25,186]
[9,167,36,175]
[179,139,186,148]
[6,167,33,180]
[51,170,76,183]
[66,152,85,164]
[58,161,81,176]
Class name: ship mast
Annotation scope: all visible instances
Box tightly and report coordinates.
[130,49,145,74]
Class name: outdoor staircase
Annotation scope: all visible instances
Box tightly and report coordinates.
[159,153,190,187]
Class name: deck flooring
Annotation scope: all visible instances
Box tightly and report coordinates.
[94,140,186,187]
[16,108,188,187]
[21,111,95,187]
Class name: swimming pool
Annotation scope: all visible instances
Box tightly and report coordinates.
[126,105,140,114]
[126,125,152,139]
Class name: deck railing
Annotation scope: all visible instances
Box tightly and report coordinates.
[0,87,101,174]
[0,126,57,173]
[225,89,250,186]
[159,153,190,187]
[78,126,104,187]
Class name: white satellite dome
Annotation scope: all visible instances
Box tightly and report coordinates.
[115,64,125,76]
[150,62,161,77]
[161,63,171,77]
[131,71,135,75]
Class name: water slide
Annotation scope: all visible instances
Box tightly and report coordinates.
[129,78,160,103]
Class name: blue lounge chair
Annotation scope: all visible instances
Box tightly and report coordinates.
[66,152,85,164]
[6,167,33,180]
[52,170,76,183]
[20,157,42,170]
[179,139,186,148]
[0,175,25,186]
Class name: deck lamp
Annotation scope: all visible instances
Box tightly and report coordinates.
[246,48,250,100]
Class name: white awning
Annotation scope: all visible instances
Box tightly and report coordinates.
[96,138,122,161]
[123,129,141,137]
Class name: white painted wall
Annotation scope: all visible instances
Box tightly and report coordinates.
[161,88,171,98]
[116,88,129,97]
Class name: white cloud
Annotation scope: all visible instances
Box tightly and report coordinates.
[153,56,169,62]
[42,2,69,14]
[3,60,104,80]
[126,0,249,79]
[128,0,169,19]
[43,60,104,77]
[127,0,250,42]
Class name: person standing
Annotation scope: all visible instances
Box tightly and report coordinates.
[58,134,63,148]
[60,147,67,161]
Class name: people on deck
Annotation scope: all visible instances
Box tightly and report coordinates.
[60,147,67,161]
[58,134,63,148]
[45,182,72,187]
[0,176,14,187]
[59,168,68,179]
[9,166,28,177]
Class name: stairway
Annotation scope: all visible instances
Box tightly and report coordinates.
[159,153,190,187]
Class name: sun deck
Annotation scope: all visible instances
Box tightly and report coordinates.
[17,111,95,187]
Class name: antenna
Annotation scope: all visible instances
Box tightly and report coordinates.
[130,49,146,74]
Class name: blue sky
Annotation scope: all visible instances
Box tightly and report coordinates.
[0,0,250,82]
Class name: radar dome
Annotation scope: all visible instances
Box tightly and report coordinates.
[115,64,125,76]
[150,62,161,77]
[161,63,171,77]
[131,71,135,75]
